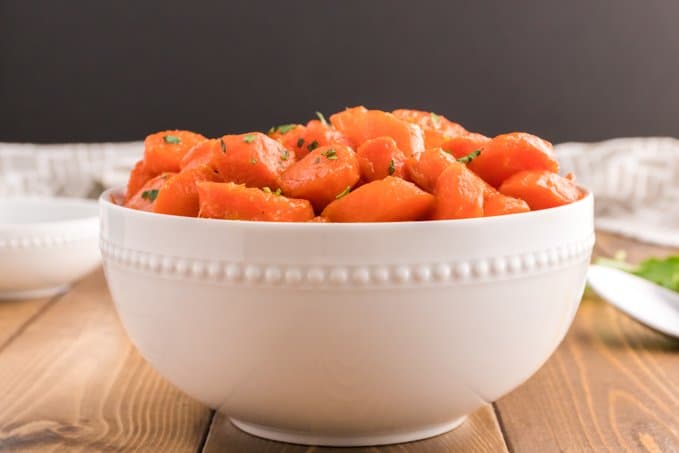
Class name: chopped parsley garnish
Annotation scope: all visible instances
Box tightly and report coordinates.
[250,158,257,164]
[270,124,297,134]
[243,134,256,143]
[321,148,337,160]
[307,140,319,151]
[141,189,159,202]
[262,187,283,196]
[275,187,282,196]
[335,186,351,199]
[296,138,304,148]
[430,112,441,127]
[219,139,226,153]
[262,187,272,193]
[596,252,679,292]
[456,149,482,164]
[388,159,396,175]
[315,111,328,125]
[163,135,181,144]
[281,149,290,161]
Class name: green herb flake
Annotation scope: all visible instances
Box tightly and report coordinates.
[243,134,257,144]
[315,111,328,125]
[163,135,181,144]
[430,112,441,127]
[597,253,679,292]
[307,140,319,151]
[296,138,305,148]
[456,149,482,164]
[281,149,290,161]
[335,186,351,199]
[274,188,282,196]
[219,139,226,153]
[262,187,272,193]
[388,159,396,175]
[271,124,297,134]
[141,189,159,202]
[322,148,337,160]
[250,158,257,164]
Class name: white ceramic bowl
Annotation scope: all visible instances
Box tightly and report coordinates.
[0,197,100,300]
[100,187,594,447]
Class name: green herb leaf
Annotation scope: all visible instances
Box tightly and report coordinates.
[243,134,257,144]
[281,149,290,161]
[141,189,159,202]
[335,186,351,199]
[163,135,181,144]
[321,148,337,160]
[262,187,272,193]
[275,188,282,196]
[271,124,297,134]
[456,149,482,164]
[307,140,319,151]
[596,253,679,292]
[388,159,396,175]
[430,112,441,127]
[315,111,328,125]
[250,158,257,164]
[219,139,226,153]
[296,138,305,148]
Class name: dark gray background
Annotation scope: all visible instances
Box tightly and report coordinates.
[2,1,678,144]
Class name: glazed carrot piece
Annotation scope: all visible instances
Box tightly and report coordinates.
[406,148,458,193]
[466,132,559,188]
[215,132,295,189]
[124,173,174,212]
[322,176,434,222]
[197,182,314,222]
[144,130,207,174]
[356,137,407,182]
[153,166,221,217]
[125,159,158,202]
[330,106,425,158]
[483,191,530,217]
[431,162,485,220]
[268,124,307,160]
[308,216,330,223]
[499,170,583,210]
[278,144,360,211]
[393,109,467,149]
[297,119,353,160]
[181,139,224,171]
[441,133,491,160]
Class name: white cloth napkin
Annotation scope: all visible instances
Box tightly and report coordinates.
[1,137,677,247]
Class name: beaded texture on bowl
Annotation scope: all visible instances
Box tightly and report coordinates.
[100,233,595,288]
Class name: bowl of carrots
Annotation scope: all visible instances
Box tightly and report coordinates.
[100,106,594,446]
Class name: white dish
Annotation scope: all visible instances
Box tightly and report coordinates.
[100,188,594,446]
[0,197,100,299]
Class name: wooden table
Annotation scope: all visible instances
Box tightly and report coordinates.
[0,232,677,452]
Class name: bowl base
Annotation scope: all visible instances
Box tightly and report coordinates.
[0,284,70,301]
[229,415,467,447]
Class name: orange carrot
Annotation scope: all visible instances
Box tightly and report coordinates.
[356,136,407,182]
[483,190,530,217]
[125,159,157,202]
[124,173,174,212]
[499,170,583,210]
[144,130,206,173]
[430,162,485,220]
[393,109,467,148]
[153,166,221,217]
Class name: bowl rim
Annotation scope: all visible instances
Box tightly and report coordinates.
[101,186,593,230]
[0,196,99,229]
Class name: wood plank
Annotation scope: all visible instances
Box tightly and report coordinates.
[495,232,679,452]
[0,270,213,452]
[0,296,53,347]
[203,402,507,452]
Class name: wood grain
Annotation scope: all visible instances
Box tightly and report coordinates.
[0,296,53,347]
[495,232,679,452]
[203,405,507,453]
[0,270,213,452]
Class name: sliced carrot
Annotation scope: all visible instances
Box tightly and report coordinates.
[278,144,360,212]
[214,132,295,189]
[441,133,491,160]
[144,130,206,174]
[180,139,224,171]
[125,159,157,202]
[466,132,559,187]
[197,182,314,222]
[296,119,353,160]
[483,191,530,217]
[153,166,221,217]
[392,109,467,148]
[124,173,174,212]
[322,176,434,222]
[356,136,407,182]
[268,124,307,160]
[431,162,485,220]
[406,148,458,193]
[499,170,583,210]
[330,106,425,157]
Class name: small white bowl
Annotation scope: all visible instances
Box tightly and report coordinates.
[0,197,100,300]
[100,187,594,447]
